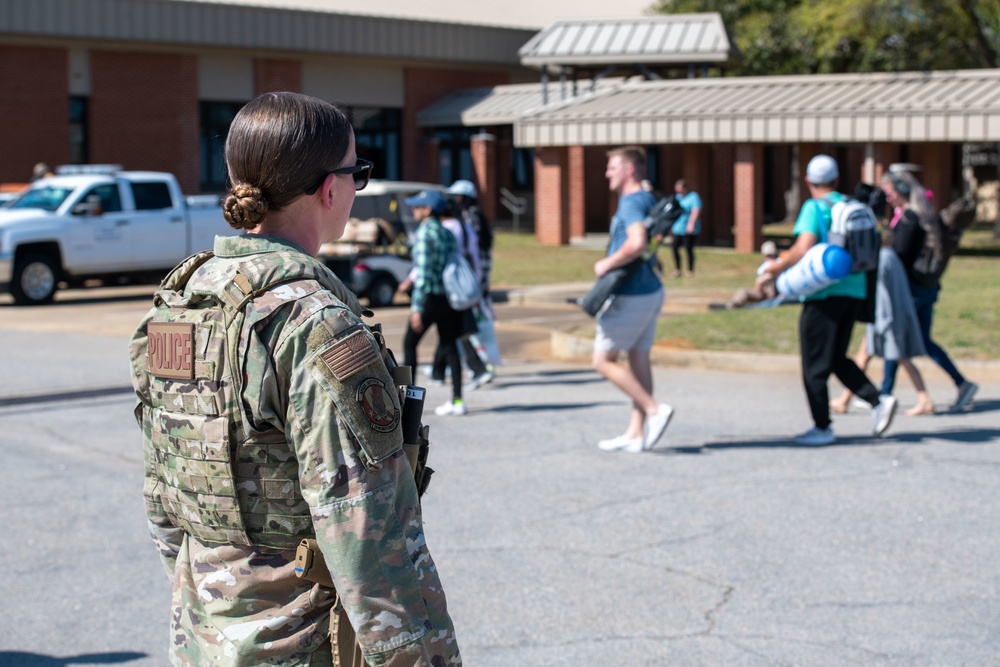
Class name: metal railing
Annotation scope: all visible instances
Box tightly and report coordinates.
[499,187,528,233]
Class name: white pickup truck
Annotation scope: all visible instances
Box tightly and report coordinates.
[0,167,232,304]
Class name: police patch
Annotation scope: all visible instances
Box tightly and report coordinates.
[320,329,379,380]
[357,378,400,433]
[147,322,195,380]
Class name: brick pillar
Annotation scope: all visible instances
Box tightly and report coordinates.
[734,143,764,254]
[911,143,953,208]
[683,144,711,243]
[713,144,735,245]
[90,51,200,193]
[0,45,69,184]
[568,145,586,239]
[470,133,497,221]
[534,147,569,245]
[254,58,302,94]
[872,142,900,186]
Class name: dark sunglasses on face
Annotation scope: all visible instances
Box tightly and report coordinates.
[305,158,374,195]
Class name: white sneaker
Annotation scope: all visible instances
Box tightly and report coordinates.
[597,434,644,453]
[643,404,675,450]
[434,400,468,416]
[793,426,836,446]
[872,394,898,437]
[850,397,871,412]
[466,369,496,390]
[950,381,979,413]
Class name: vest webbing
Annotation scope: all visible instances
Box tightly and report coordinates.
[141,249,366,549]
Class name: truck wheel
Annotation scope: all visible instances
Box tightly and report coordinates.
[366,275,397,308]
[11,252,59,305]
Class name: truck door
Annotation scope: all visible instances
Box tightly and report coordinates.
[127,181,187,268]
[65,183,132,273]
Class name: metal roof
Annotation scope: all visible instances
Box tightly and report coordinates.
[518,14,737,68]
[515,69,1000,147]
[0,0,535,65]
[417,78,625,127]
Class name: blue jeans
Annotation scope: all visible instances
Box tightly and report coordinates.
[882,283,965,394]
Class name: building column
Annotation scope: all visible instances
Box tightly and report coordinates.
[568,145,586,239]
[534,147,569,245]
[734,143,764,254]
[470,133,497,221]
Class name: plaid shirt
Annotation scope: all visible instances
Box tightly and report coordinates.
[410,215,456,313]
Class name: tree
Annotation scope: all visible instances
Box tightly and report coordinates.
[652,0,1000,76]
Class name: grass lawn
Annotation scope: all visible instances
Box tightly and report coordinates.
[492,230,1000,359]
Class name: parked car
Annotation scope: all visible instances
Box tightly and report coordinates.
[0,165,232,305]
[318,180,448,307]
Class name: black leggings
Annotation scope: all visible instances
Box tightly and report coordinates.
[403,294,463,400]
[672,233,697,272]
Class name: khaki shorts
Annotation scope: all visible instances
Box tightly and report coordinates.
[595,289,664,352]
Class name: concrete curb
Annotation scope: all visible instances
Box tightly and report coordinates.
[551,329,1000,380]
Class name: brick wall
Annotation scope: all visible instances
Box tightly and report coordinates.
[402,67,509,183]
[683,144,711,244]
[254,58,302,95]
[734,143,764,254]
[910,142,953,208]
[470,133,497,220]
[0,45,69,184]
[567,146,585,239]
[90,51,200,193]
[534,147,569,245]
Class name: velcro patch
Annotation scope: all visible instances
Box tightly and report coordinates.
[320,329,379,380]
[148,322,195,380]
[357,378,401,433]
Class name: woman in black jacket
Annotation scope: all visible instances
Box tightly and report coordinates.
[880,170,978,413]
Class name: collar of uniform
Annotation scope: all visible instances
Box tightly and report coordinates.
[213,233,311,258]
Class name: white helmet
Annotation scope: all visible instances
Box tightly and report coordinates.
[447,179,477,198]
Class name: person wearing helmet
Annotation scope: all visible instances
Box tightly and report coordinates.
[447,179,499,388]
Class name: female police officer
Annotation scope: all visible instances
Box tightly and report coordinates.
[129,92,460,666]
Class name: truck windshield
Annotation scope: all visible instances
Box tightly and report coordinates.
[8,186,75,212]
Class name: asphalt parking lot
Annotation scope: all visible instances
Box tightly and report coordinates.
[1,286,997,666]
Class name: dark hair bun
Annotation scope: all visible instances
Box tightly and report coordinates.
[223,183,268,229]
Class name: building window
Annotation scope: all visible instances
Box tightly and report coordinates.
[69,96,88,164]
[345,107,401,181]
[200,101,245,192]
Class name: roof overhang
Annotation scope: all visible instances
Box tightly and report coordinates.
[514,69,1000,147]
[518,14,739,70]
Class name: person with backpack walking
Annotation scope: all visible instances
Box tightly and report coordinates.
[593,146,674,453]
[880,169,979,413]
[669,179,702,278]
[759,154,897,445]
[402,189,468,416]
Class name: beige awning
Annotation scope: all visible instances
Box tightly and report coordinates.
[417,78,625,127]
[518,14,738,68]
[515,69,1000,146]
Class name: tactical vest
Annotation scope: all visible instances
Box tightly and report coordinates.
[133,249,379,550]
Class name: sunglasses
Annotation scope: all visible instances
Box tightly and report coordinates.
[305,158,374,195]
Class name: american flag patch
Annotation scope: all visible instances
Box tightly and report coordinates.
[321,330,379,380]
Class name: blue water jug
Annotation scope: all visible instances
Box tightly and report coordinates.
[776,243,853,298]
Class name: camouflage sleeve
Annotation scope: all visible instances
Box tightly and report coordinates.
[280,307,461,666]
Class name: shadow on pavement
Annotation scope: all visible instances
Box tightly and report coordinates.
[485,401,617,413]
[0,652,147,666]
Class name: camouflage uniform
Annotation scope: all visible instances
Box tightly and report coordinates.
[129,234,460,666]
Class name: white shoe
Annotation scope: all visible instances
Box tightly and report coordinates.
[850,397,870,412]
[643,404,674,450]
[793,426,836,446]
[950,381,979,413]
[466,369,496,390]
[597,434,644,453]
[872,394,898,437]
[434,400,468,416]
